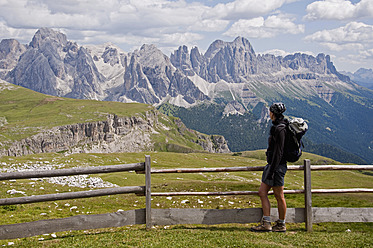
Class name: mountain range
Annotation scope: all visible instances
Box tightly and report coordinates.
[0,28,372,163]
[341,68,373,90]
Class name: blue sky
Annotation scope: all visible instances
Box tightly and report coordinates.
[0,0,372,72]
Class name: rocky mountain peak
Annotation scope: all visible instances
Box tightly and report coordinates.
[170,45,195,76]
[341,67,373,89]
[0,39,26,70]
[102,46,120,66]
[232,36,256,54]
[204,37,255,60]
[0,39,26,56]
[5,27,106,100]
[190,46,205,74]
[190,46,202,60]
[356,67,373,76]
[30,27,68,49]
[204,39,226,59]
[135,44,171,69]
[170,45,189,67]
[282,53,326,72]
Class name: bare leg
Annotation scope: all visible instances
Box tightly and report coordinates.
[273,186,286,220]
[258,182,272,216]
[250,182,274,232]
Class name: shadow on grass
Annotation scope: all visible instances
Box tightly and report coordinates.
[160,223,306,233]
[154,222,373,234]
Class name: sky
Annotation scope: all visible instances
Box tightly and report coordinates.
[0,0,372,72]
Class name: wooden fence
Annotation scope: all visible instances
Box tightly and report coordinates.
[0,156,372,239]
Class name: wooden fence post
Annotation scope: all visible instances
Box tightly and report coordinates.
[304,159,313,232]
[145,155,152,229]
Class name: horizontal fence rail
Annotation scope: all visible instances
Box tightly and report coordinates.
[309,165,373,170]
[150,165,373,174]
[0,163,145,180]
[151,188,373,197]
[152,190,303,196]
[0,209,147,240]
[150,164,373,201]
[0,186,145,206]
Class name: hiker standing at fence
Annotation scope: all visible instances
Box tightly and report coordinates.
[250,102,288,232]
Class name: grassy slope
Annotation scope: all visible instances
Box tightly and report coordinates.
[0,151,371,247]
[0,82,209,153]
[0,82,150,142]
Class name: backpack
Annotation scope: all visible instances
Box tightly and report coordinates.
[281,118,308,162]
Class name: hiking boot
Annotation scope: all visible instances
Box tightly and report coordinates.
[250,219,272,232]
[272,220,286,232]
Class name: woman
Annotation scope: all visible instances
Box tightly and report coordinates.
[250,102,288,232]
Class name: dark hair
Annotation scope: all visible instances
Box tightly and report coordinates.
[269,102,286,119]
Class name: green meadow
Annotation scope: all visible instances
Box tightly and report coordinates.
[0,84,150,143]
[0,151,372,247]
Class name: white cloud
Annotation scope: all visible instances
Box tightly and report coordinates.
[337,48,373,70]
[0,1,218,38]
[190,19,230,32]
[304,21,373,70]
[359,48,373,60]
[0,0,104,29]
[341,49,373,67]
[70,28,203,56]
[304,21,373,50]
[224,14,304,38]
[304,0,373,21]
[109,1,206,32]
[319,42,364,51]
[0,0,297,53]
[0,0,215,51]
[0,21,36,43]
[260,49,316,57]
[0,0,298,51]
[160,32,204,47]
[208,0,295,20]
[343,48,373,66]
[260,49,290,57]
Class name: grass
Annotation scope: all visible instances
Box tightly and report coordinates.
[0,84,150,142]
[0,151,372,247]
[1,223,372,247]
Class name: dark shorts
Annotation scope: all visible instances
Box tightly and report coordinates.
[261,163,287,187]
